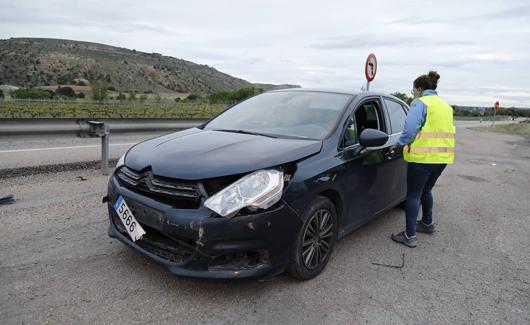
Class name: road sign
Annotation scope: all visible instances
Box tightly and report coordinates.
[494,101,500,112]
[365,53,377,91]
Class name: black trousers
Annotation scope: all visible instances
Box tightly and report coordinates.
[405,162,447,236]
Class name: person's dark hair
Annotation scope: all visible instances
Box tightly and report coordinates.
[413,71,440,91]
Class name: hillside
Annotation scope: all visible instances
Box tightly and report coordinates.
[0,38,298,95]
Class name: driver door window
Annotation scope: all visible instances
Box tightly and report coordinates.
[341,99,384,148]
[355,101,382,135]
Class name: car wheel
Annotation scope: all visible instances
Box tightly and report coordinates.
[288,196,338,280]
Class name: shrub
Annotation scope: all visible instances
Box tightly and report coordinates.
[91,81,108,101]
[11,87,53,99]
[186,94,200,101]
[77,92,85,99]
[55,86,77,98]
[117,92,126,101]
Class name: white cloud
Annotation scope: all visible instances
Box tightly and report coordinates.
[0,0,529,107]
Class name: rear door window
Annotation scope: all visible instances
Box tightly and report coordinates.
[384,99,407,134]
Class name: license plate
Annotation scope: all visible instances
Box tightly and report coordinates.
[113,195,146,242]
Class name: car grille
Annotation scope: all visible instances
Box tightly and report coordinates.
[116,166,202,208]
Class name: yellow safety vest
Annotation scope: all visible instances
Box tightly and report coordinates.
[403,95,455,164]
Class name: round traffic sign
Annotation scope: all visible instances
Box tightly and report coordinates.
[494,101,500,111]
[365,53,377,82]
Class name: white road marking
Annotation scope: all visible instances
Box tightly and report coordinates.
[0,143,137,154]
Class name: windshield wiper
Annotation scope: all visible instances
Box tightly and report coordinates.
[212,129,278,138]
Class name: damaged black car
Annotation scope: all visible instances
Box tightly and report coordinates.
[106,89,409,280]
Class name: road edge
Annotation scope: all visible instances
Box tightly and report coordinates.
[0,159,118,179]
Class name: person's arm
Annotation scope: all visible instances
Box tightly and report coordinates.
[396,99,427,147]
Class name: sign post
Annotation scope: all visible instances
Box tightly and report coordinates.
[492,101,500,126]
[365,53,377,91]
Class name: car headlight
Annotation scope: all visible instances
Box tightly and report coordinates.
[116,153,126,168]
[204,169,284,218]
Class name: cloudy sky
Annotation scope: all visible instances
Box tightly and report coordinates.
[1,0,530,107]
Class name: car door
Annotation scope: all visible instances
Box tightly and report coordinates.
[336,97,396,230]
[382,97,409,204]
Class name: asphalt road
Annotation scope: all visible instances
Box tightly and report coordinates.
[0,132,169,169]
[1,124,529,324]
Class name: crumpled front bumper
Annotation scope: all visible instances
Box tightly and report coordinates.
[106,175,302,280]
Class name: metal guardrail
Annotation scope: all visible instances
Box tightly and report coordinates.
[0,118,208,136]
[0,118,208,175]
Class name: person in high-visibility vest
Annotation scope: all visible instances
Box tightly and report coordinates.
[390,71,455,248]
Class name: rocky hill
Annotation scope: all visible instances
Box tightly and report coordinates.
[0,38,299,95]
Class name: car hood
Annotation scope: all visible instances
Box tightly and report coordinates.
[125,128,322,180]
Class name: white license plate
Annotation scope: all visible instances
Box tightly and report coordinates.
[113,195,146,242]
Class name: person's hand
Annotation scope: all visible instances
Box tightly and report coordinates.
[389,145,398,154]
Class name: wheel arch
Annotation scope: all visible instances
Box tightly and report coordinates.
[318,189,344,228]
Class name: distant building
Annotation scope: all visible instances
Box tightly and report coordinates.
[72,78,90,86]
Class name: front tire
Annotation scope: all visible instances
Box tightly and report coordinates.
[288,196,338,280]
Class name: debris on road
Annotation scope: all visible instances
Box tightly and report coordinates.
[76,176,88,181]
[0,194,15,205]
[372,253,405,269]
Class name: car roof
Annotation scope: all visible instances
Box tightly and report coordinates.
[269,87,392,98]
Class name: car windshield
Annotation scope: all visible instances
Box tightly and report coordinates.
[203,91,354,140]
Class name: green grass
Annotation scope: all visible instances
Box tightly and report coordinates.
[471,121,530,136]
[454,116,507,121]
[0,101,227,118]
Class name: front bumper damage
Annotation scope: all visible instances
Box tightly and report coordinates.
[106,175,302,280]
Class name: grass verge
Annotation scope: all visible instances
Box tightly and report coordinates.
[470,121,530,136]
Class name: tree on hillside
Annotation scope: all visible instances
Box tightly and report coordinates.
[0,89,4,100]
[208,87,263,103]
[391,92,413,105]
[91,81,108,101]
[232,87,263,102]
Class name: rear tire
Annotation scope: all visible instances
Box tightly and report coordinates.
[288,196,338,280]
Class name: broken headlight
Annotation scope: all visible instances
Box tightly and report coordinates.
[204,169,284,218]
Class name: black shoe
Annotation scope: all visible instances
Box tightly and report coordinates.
[391,231,417,248]
[416,221,435,234]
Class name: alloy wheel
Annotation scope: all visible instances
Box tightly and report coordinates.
[301,208,334,270]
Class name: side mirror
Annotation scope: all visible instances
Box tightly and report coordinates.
[359,128,389,147]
